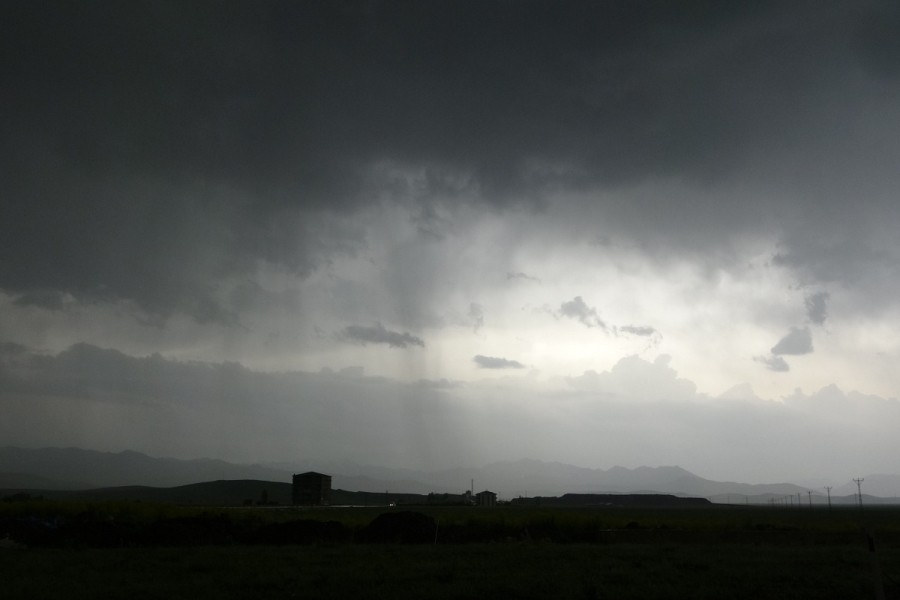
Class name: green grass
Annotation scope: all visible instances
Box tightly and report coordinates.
[2,542,898,599]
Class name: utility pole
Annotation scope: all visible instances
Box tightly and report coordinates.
[797,493,802,508]
[808,491,813,508]
[852,480,884,600]
[854,478,865,514]
[824,486,832,511]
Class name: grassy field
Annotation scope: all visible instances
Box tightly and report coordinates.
[2,501,899,598]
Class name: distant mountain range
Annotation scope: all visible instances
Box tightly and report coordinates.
[832,474,900,499]
[0,479,435,507]
[0,446,289,489]
[266,458,817,499]
[1,446,897,501]
[0,447,454,495]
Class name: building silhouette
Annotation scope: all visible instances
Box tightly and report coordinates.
[475,490,497,506]
[292,472,332,506]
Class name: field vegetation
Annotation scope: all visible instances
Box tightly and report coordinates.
[2,498,899,598]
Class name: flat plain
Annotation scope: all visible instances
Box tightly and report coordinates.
[2,500,899,599]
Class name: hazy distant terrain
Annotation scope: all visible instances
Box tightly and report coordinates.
[2,447,897,503]
[0,447,291,489]
[273,458,818,499]
[0,472,93,491]
[832,474,900,499]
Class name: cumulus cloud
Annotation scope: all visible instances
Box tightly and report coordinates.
[717,383,764,402]
[473,355,525,369]
[804,292,830,325]
[771,327,814,356]
[754,355,790,372]
[559,296,607,330]
[338,366,365,378]
[507,272,540,282]
[619,325,659,337]
[338,323,424,349]
[566,354,698,402]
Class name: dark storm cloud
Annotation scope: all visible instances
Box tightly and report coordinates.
[338,323,425,349]
[1,1,899,318]
[754,355,790,372]
[0,342,28,357]
[771,327,813,356]
[12,290,68,311]
[473,355,525,369]
[559,297,607,330]
[852,7,900,78]
[804,292,830,325]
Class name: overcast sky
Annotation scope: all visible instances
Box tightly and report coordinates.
[2,1,900,483]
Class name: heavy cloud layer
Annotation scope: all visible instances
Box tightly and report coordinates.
[2,1,900,319]
[3,2,900,479]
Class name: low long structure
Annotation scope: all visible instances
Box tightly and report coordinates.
[510,493,711,507]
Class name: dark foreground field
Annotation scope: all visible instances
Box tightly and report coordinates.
[2,501,899,599]
[3,543,899,599]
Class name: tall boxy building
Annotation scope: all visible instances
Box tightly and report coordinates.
[292,472,332,506]
[475,490,497,506]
